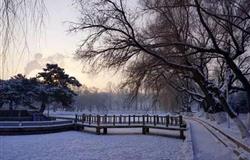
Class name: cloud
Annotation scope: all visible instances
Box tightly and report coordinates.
[24,53,67,76]
[24,53,43,75]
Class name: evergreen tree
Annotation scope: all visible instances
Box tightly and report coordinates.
[0,64,81,113]
[36,64,81,112]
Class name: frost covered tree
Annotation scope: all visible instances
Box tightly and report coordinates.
[0,74,41,110]
[0,64,81,113]
[71,0,250,138]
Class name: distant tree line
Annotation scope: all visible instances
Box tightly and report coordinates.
[70,85,166,114]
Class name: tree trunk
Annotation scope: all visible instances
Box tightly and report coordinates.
[217,89,250,138]
[193,69,250,138]
[225,56,250,129]
[39,102,46,113]
[247,92,250,130]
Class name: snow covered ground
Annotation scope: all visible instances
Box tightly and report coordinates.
[0,129,183,160]
[1,110,244,160]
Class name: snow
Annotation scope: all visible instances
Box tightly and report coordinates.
[0,129,183,160]
[1,110,244,160]
[189,120,234,160]
[199,113,250,146]
[177,122,194,160]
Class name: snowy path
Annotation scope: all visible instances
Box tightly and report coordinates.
[190,120,234,160]
[0,129,183,160]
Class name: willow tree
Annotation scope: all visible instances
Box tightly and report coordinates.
[71,0,250,138]
[0,0,46,79]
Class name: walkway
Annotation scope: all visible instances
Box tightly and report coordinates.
[190,120,234,160]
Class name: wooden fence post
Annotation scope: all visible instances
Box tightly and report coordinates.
[103,127,107,134]
[166,115,169,127]
[74,114,78,130]
[113,115,116,126]
[75,114,78,123]
[104,114,107,123]
[97,115,100,126]
[154,115,156,126]
[89,114,91,125]
[96,127,100,135]
[142,127,146,134]
[119,115,122,123]
[81,114,85,130]
[179,115,183,127]
[82,114,85,123]
[128,115,131,125]
[142,115,145,125]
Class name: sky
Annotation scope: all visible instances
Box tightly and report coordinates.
[0,0,140,90]
[12,0,123,91]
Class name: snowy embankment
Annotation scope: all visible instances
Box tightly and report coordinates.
[198,113,250,146]
[194,113,250,159]
[0,129,184,160]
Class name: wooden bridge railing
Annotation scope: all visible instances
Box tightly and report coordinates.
[75,114,185,127]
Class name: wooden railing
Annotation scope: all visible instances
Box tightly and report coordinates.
[75,114,185,127]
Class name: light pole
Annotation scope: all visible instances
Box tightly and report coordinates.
[225,64,230,128]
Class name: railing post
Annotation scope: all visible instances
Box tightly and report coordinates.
[166,115,169,127]
[82,114,85,123]
[89,114,91,125]
[104,114,107,123]
[119,115,122,123]
[97,115,100,126]
[156,115,159,124]
[154,115,156,126]
[113,115,116,126]
[179,115,183,127]
[75,114,78,123]
[133,115,135,123]
[146,114,149,123]
[142,115,145,126]
[128,115,131,125]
